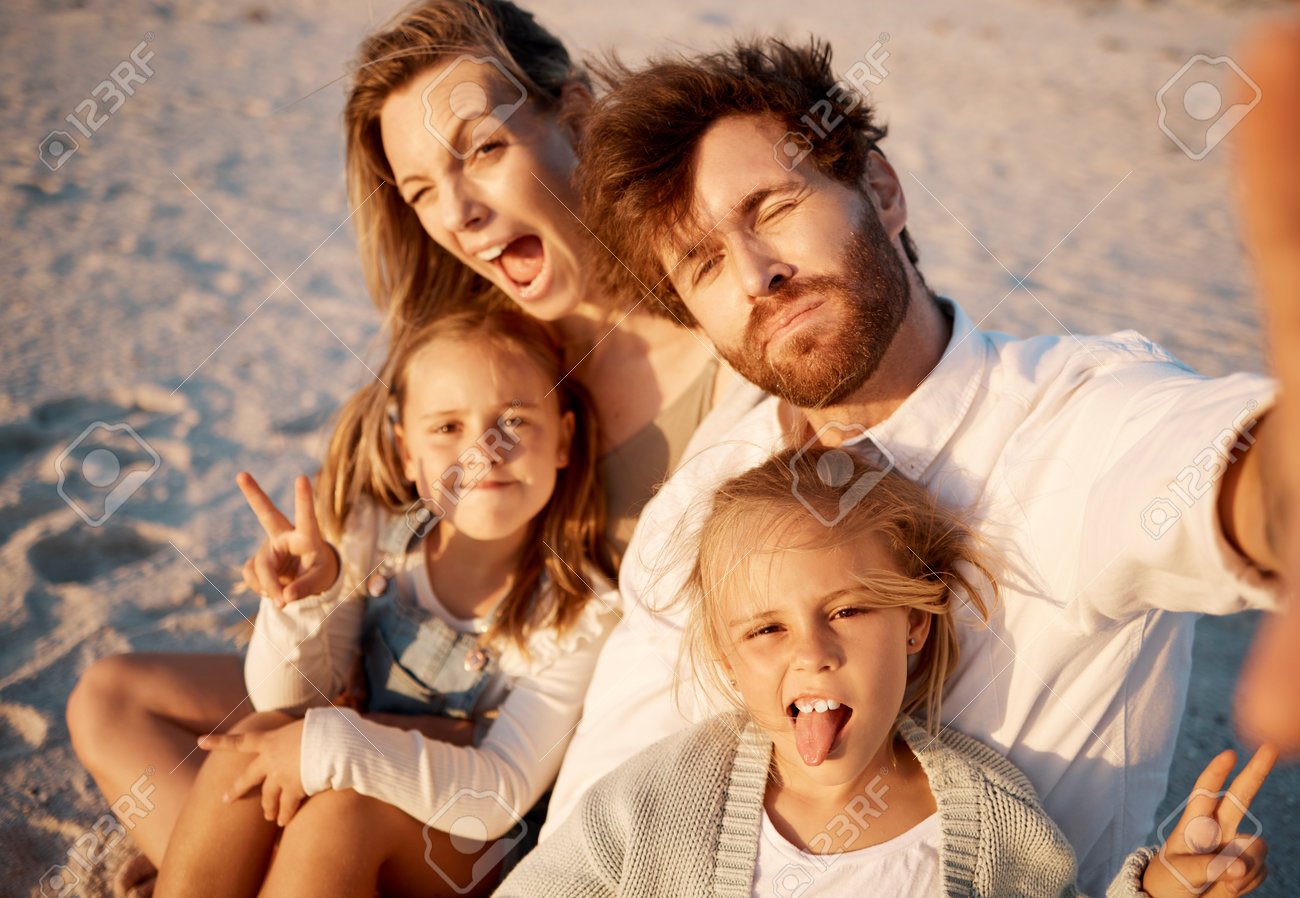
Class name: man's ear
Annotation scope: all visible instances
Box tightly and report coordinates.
[862,150,908,240]
[393,421,417,484]
[556,409,576,468]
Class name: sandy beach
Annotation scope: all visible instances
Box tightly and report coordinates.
[2,0,1296,894]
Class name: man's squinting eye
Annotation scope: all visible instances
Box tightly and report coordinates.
[691,254,721,287]
[760,200,797,225]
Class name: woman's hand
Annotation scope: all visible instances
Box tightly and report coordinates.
[1142,745,1277,897]
[198,718,310,827]
[237,472,339,606]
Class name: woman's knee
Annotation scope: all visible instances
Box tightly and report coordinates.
[67,654,135,753]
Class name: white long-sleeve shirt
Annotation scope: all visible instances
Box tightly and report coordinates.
[545,299,1278,895]
[243,496,621,839]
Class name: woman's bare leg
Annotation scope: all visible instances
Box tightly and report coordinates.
[152,710,294,898]
[66,652,252,866]
[262,788,505,898]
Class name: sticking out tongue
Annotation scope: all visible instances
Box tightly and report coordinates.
[499,235,544,287]
[794,706,849,767]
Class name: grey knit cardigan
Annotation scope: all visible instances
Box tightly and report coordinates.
[495,713,1156,897]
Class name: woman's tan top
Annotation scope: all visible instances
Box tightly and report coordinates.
[599,356,721,567]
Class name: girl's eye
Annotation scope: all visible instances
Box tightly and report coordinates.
[502,415,526,429]
[832,606,866,620]
[432,423,461,435]
[745,623,782,640]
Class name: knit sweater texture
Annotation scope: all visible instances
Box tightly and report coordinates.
[496,713,1156,897]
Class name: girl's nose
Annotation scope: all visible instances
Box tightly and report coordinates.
[791,624,842,672]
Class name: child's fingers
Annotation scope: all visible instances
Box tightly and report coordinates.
[261,779,282,823]
[254,544,284,604]
[276,790,304,827]
[197,731,255,753]
[1217,744,1278,839]
[293,475,323,542]
[236,472,293,539]
[223,756,267,804]
[1175,749,1238,837]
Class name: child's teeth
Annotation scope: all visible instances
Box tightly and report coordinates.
[796,700,814,714]
[794,699,841,714]
[813,699,828,713]
[827,700,840,710]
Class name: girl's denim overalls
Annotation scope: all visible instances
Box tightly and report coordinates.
[361,513,496,718]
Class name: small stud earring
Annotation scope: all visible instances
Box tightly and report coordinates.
[907,638,916,646]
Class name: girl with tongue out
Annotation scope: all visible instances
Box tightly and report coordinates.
[495,446,1276,898]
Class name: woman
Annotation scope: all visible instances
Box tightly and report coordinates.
[66,0,732,888]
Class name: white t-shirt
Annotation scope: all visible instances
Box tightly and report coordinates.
[752,811,942,898]
[544,299,1277,895]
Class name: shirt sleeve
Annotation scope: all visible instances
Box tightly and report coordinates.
[298,601,620,841]
[242,498,378,712]
[1049,349,1280,627]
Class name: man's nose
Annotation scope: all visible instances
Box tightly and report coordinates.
[729,234,794,299]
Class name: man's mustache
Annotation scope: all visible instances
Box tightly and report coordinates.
[744,274,848,345]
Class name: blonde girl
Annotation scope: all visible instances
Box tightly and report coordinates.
[154,306,618,898]
[496,446,1275,897]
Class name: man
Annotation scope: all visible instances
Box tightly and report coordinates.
[545,38,1283,893]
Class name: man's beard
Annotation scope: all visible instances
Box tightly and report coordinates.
[720,203,912,409]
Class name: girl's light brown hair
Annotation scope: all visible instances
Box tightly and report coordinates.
[318,305,613,656]
[344,0,589,334]
[682,444,995,735]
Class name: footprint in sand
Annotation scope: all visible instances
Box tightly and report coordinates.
[26,524,167,585]
[0,388,197,530]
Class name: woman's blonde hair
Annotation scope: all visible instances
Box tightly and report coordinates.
[318,306,613,656]
[682,445,996,735]
[344,0,590,334]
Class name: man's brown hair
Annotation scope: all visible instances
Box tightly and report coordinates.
[578,37,923,327]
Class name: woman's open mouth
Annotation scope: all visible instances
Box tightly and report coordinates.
[483,235,552,302]
[787,697,853,767]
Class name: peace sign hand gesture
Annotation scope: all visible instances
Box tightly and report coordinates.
[1141,745,1278,898]
[237,472,340,607]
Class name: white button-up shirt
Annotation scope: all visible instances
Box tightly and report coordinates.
[546,299,1276,894]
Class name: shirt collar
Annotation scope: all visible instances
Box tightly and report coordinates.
[867,297,987,480]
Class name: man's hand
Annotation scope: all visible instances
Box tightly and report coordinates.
[1234,14,1300,753]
